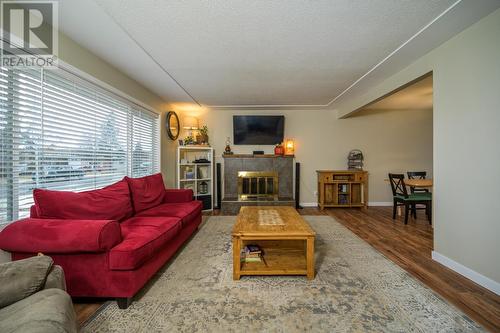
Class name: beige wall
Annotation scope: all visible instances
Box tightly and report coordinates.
[332,9,500,288]
[180,107,432,205]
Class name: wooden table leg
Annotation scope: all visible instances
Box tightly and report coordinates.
[306,236,315,280]
[232,236,241,280]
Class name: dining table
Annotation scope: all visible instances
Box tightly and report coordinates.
[403,178,433,188]
[384,178,433,188]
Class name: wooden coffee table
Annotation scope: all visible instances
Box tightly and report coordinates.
[232,206,316,280]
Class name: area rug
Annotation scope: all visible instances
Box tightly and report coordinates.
[83,216,483,332]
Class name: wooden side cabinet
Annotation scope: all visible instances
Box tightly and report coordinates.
[316,170,368,209]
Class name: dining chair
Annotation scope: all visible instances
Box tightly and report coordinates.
[407,171,430,219]
[388,173,432,224]
[407,171,429,193]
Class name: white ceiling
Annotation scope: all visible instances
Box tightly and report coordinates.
[57,0,500,109]
[364,75,433,111]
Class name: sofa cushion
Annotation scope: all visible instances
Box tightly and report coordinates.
[395,193,432,201]
[0,256,53,309]
[0,288,77,333]
[33,179,133,221]
[163,189,194,203]
[109,216,181,270]
[125,173,166,213]
[44,265,66,291]
[135,201,202,227]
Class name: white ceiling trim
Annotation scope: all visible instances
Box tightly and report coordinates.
[208,0,463,110]
[202,104,329,110]
[92,0,464,110]
[94,1,202,107]
[89,0,496,111]
[325,0,461,107]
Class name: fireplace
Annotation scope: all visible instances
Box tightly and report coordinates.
[237,171,278,201]
[221,154,295,214]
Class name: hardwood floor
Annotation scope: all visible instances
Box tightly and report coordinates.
[73,301,103,326]
[74,207,500,332]
[300,207,500,333]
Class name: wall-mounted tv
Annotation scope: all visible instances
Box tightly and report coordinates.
[233,115,284,145]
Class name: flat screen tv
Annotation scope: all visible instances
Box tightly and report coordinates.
[233,115,284,145]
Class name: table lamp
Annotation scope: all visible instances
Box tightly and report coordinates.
[183,116,199,137]
[284,138,295,155]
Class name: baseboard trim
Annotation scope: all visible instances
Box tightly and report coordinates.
[368,201,392,206]
[300,202,318,207]
[432,251,500,295]
[300,202,392,207]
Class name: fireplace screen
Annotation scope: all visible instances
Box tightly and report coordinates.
[237,171,278,200]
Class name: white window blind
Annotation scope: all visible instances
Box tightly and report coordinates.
[131,108,160,178]
[0,67,42,223]
[0,66,160,224]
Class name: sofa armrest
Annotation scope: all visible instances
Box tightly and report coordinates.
[43,265,66,291]
[0,218,122,254]
[0,255,53,309]
[163,189,193,203]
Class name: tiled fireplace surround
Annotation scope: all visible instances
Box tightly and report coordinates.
[221,155,295,215]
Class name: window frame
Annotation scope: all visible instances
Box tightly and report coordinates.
[0,60,161,225]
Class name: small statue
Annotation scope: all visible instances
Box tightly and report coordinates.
[224,136,233,155]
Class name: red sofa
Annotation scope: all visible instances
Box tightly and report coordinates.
[0,173,202,309]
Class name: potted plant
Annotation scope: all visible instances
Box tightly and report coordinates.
[196,125,209,144]
[184,135,195,145]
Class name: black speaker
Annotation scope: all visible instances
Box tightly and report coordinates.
[295,162,302,209]
[216,163,222,209]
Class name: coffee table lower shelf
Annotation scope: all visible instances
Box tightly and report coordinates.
[240,248,308,276]
[232,238,315,280]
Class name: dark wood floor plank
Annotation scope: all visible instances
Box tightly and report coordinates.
[73,207,500,332]
[73,302,104,327]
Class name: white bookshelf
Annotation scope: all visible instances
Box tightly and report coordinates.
[177,146,214,211]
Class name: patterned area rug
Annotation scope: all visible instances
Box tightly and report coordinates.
[83,216,482,332]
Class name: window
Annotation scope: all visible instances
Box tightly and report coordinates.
[0,66,160,224]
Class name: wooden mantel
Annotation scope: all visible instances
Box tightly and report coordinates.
[222,154,294,158]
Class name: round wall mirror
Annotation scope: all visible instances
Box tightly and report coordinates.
[166,111,180,140]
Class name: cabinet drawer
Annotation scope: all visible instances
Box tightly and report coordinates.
[354,173,364,181]
[319,173,334,182]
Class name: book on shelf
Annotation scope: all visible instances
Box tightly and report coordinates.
[241,255,262,263]
[241,244,266,264]
[338,184,348,192]
[245,244,261,254]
